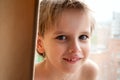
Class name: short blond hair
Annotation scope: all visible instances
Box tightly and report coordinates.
[39,0,94,37]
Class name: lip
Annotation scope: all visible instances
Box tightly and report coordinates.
[63,57,81,64]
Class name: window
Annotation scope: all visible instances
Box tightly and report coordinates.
[85,0,120,80]
[35,0,120,80]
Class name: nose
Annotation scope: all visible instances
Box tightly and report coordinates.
[68,40,85,58]
[68,39,82,54]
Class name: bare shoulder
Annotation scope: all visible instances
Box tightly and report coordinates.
[34,62,44,80]
[80,59,99,80]
[34,63,40,80]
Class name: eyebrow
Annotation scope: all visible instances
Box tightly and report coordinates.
[53,31,65,35]
[81,31,90,35]
[53,31,91,35]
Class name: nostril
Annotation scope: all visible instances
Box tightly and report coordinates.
[68,48,84,58]
[68,48,82,54]
[68,49,74,53]
[69,45,82,53]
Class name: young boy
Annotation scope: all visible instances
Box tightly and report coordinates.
[35,0,99,80]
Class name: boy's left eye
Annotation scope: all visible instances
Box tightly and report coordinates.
[79,35,88,40]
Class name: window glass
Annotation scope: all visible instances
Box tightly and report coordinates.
[85,0,120,80]
[35,0,120,80]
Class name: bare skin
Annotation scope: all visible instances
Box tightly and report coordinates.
[35,9,99,80]
[35,59,98,80]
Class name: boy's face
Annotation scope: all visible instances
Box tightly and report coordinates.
[38,9,91,73]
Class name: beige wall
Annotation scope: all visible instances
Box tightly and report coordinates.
[0,0,37,80]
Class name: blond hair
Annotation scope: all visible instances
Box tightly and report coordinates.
[38,0,94,37]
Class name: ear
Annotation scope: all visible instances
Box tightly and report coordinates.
[36,35,45,54]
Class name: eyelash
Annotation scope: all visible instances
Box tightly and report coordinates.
[56,35,67,40]
[55,35,89,41]
[79,35,89,40]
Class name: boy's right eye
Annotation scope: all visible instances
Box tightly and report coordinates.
[56,35,67,40]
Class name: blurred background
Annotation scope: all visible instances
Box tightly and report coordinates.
[35,0,120,80]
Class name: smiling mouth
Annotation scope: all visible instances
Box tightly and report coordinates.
[63,57,81,64]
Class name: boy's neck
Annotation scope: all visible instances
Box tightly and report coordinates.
[43,59,80,80]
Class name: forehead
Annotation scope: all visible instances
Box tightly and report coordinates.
[57,9,90,29]
[45,9,91,35]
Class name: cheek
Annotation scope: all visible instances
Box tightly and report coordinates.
[44,43,65,58]
[87,45,90,54]
[83,43,90,56]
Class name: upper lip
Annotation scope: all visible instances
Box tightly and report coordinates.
[63,57,81,62]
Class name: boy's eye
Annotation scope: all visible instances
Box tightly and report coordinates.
[56,35,67,40]
[79,35,88,40]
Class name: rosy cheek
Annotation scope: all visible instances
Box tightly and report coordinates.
[87,43,91,51]
[83,45,90,58]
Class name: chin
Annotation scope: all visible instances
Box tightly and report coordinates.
[62,66,81,74]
